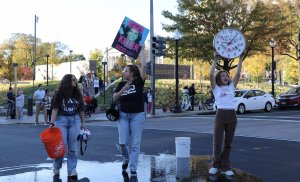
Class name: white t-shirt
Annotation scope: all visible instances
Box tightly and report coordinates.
[213,82,235,110]
[16,94,24,107]
[147,92,152,103]
[93,79,99,88]
[34,89,46,104]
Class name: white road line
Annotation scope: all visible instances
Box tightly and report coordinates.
[179,116,300,123]
[0,164,38,172]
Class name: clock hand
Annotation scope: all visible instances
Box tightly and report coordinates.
[228,33,238,45]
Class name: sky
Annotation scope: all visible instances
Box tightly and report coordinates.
[0,0,179,59]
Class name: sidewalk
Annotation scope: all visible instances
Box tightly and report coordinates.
[0,108,215,125]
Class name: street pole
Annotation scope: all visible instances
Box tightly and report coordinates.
[13,63,18,118]
[69,50,73,74]
[33,15,38,87]
[102,60,107,104]
[271,47,275,97]
[46,54,49,86]
[269,38,276,97]
[173,29,182,113]
[298,31,300,86]
[150,0,156,115]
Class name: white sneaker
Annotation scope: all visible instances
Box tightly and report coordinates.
[209,167,218,175]
[221,170,234,176]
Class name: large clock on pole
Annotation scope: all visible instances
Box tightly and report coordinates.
[213,28,246,59]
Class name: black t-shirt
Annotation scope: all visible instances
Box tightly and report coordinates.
[7,91,15,103]
[52,96,84,116]
[114,77,145,113]
[188,86,195,96]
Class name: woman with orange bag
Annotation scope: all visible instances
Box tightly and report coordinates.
[49,74,86,181]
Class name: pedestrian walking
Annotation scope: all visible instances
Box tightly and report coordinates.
[6,87,15,119]
[93,77,100,95]
[99,77,104,95]
[49,74,86,181]
[143,90,148,117]
[16,90,24,119]
[113,48,146,181]
[146,88,153,116]
[33,84,47,125]
[188,83,196,111]
[44,89,53,124]
[181,86,191,111]
[208,52,243,177]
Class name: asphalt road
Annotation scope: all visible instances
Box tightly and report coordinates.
[0,109,300,182]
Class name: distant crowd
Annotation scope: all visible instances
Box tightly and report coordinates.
[5,70,105,122]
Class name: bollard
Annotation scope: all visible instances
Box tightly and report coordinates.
[27,96,33,116]
[175,137,191,180]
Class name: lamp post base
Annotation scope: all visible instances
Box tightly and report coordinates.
[172,104,182,113]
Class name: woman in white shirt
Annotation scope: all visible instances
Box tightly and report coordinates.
[208,52,243,177]
[16,90,24,119]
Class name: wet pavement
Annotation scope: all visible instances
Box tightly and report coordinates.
[0,154,262,182]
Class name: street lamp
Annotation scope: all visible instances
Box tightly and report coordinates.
[173,29,182,113]
[45,54,49,86]
[69,50,73,74]
[269,38,276,97]
[102,60,107,104]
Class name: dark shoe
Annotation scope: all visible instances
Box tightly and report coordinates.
[129,171,138,182]
[122,163,128,170]
[122,170,129,182]
[53,174,62,182]
[68,175,78,182]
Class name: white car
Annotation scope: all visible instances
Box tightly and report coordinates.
[233,89,275,114]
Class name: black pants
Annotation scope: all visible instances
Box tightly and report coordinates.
[94,87,99,95]
[47,109,52,123]
[190,96,194,110]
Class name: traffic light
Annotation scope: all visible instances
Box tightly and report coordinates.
[152,36,166,57]
[146,62,151,75]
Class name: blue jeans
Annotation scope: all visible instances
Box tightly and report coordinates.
[118,111,145,171]
[53,115,81,176]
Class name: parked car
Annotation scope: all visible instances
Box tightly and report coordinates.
[275,87,300,109]
[234,89,275,114]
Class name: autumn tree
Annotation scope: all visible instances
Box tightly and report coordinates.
[0,33,69,81]
[89,49,104,78]
[277,20,300,84]
[162,0,297,72]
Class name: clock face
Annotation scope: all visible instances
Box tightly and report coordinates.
[213,28,246,59]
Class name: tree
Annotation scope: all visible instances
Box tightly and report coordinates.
[89,49,104,78]
[243,54,269,86]
[0,33,71,80]
[162,0,298,72]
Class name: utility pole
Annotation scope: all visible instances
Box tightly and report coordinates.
[46,54,49,86]
[150,0,155,115]
[33,15,38,87]
[298,31,300,86]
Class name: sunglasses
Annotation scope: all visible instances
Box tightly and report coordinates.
[72,78,77,82]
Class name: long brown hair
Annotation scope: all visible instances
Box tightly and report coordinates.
[126,65,142,80]
[215,70,230,86]
[53,74,83,105]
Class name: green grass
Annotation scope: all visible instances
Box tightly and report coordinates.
[0,81,59,108]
